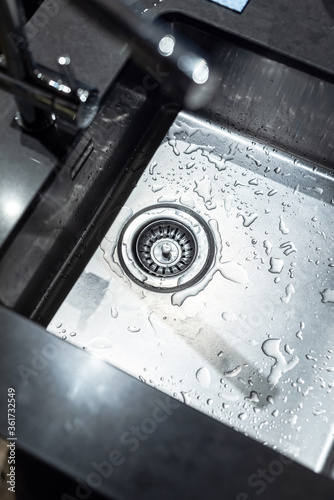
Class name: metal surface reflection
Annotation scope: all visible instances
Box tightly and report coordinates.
[49,109,334,474]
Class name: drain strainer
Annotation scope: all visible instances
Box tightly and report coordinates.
[118,205,214,292]
[136,219,196,276]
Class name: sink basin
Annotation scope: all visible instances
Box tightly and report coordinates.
[46,15,334,476]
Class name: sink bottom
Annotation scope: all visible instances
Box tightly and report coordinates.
[48,111,334,474]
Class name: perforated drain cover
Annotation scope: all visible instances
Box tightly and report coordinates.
[118,205,214,292]
[136,219,196,276]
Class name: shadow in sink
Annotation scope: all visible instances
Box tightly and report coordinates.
[173,318,280,410]
[47,14,334,478]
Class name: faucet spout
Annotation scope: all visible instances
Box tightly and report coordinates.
[0,0,219,132]
[0,0,100,130]
[72,0,220,109]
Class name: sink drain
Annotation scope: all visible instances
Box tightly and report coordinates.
[136,219,196,276]
[118,205,214,292]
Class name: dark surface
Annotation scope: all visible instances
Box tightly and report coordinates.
[1,305,334,500]
[1,1,334,498]
[27,0,334,94]
[0,93,57,247]
[16,449,109,500]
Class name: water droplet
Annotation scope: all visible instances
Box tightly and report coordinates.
[280,241,297,255]
[149,161,158,175]
[284,344,295,354]
[237,212,258,227]
[196,367,211,387]
[262,339,299,386]
[181,390,193,405]
[152,184,164,193]
[111,307,118,318]
[306,354,317,362]
[319,377,326,389]
[128,325,141,333]
[202,142,237,171]
[224,365,243,378]
[279,215,289,235]
[290,414,298,425]
[207,398,214,405]
[221,312,238,322]
[238,412,247,421]
[281,283,295,304]
[186,161,195,169]
[268,257,284,274]
[56,322,62,328]
[184,143,202,155]
[193,175,216,210]
[263,240,272,256]
[313,407,326,416]
[245,391,259,403]
[166,123,183,155]
[267,189,277,197]
[246,154,261,166]
[224,194,233,213]
[234,180,246,188]
[320,288,334,303]
[70,331,76,337]
[305,186,324,195]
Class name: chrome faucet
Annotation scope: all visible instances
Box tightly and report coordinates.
[0,0,100,130]
[0,0,218,131]
[72,0,218,110]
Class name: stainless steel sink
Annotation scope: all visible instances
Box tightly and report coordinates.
[47,17,334,476]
